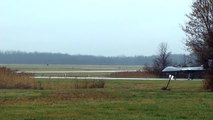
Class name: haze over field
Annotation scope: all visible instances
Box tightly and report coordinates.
[0,0,192,56]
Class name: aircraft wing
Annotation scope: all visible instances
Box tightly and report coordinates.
[162,66,181,73]
[181,67,205,72]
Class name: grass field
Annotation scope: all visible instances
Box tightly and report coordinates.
[0,64,142,71]
[0,64,143,77]
[0,79,213,120]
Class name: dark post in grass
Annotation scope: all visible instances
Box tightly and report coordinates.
[162,75,172,90]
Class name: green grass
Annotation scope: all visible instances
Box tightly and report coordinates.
[0,79,213,120]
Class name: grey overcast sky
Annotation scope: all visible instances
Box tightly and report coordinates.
[0,0,192,56]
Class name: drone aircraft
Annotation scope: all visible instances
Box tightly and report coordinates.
[162,66,205,80]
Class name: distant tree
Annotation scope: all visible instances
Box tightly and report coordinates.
[181,54,196,67]
[153,42,172,75]
[182,0,213,91]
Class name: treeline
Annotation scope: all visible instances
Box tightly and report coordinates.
[0,51,189,65]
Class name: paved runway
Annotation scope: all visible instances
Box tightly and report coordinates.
[18,70,137,73]
[34,76,202,81]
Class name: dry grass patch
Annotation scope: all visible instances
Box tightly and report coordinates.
[39,79,105,90]
[74,80,105,89]
[108,72,158,78]
[0,67,41,89]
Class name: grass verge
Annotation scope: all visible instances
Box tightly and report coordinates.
[0,79,213,120]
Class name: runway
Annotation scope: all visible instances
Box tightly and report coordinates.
[34,76,202,81]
